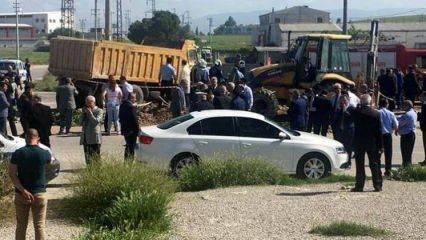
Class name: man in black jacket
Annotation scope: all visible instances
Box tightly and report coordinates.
[403,66,420,103]
[119,93,140,161]
[312,90,333,136]
[29,95,53,147]
[350,94,384,192]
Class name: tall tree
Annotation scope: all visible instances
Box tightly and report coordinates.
[214,16,238,35]
[127,11,193,46]
[224,16,237,27]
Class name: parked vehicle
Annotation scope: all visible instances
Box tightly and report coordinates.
[136,110,347,179]
[0,133,60,182]
[48,37,199,107]
[0,59,27,82]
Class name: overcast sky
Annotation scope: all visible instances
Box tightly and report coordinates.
[1,0,425,23]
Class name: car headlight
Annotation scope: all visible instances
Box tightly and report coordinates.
[336,146,346,154]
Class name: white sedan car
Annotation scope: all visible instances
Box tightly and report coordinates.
[0,133,60,181]
[136,110,348,179]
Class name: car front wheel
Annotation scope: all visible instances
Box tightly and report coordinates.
[296,153,331,179]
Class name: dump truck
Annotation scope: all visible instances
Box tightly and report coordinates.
[248,34,355,118]
[49,37,198,107]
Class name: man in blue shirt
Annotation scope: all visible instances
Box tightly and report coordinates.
[397,100,417,167]
[159,57,177,102]
[378,98,398,176]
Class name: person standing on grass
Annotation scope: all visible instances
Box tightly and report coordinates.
[103,75,122,135]
[24,58,32,82]
[418,92,426,166]
[350,94,383,192]
[30,95,53,147]
[119,93,140,161]
[397,100,417,167]
[80,95,103,164]
[378,98,398,177]
[56,77,77,135]
[8,129,51,240]
[0,82,10,134]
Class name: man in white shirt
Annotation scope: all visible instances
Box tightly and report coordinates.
[119,76,133,101]
[103,75,122,135]
[179,60,191,108]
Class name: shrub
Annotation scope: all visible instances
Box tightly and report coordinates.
[179,158,293,191]
[35,73,58,92]
[309,221,392,237]
[391,166,426,182]
[0,161,13,198]
[74,228,159,240]
[69,158,176,220]
[67,157,176,239]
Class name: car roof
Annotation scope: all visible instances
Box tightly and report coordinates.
[0,59,22,63]
[189,110,266,120]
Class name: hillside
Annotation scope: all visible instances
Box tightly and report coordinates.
[354,14,426,23]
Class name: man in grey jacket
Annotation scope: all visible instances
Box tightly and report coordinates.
[0,82,10,134]
[56,77,77,134]
[80,95,103,164]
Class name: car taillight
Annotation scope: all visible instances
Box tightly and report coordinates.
[139,135,153,144]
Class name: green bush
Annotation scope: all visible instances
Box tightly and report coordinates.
[0,161,13,198]
[391,166,426,181]
[75,228,159,240]
[35,73,58,92]
[67,157,176,238]
[179,158,294,191]
[310,221,392,237]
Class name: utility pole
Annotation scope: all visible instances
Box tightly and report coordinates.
[145,0,156,18]
[342,0,348,34]
[208,17,213,43]
[92,0,99,40]
[124,9,131,35]
[116,0,123,40]
[79,19,87,39]
[61,0,75,36]
[105,0,111,40]
[13,0,20,59]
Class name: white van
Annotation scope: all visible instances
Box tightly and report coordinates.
[0,59,27,82]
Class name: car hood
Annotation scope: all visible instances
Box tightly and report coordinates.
[293,131,343,148]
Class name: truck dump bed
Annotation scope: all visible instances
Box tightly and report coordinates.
[49,37,197,84]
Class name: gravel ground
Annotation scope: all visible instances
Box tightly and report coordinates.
[169,181,426,240]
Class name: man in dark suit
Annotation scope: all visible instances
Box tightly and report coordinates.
[29,95,53,147]
[213,85,232,109]
[287,89,307,131]
[312,90,333,136]
[350,94,384,192]
[119,93,140,161]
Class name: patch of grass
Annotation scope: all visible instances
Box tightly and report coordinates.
[199,34,252,52]
[34,73,58,92]
[0,161,14,226]
[178,158,356,192]
[391,166,426,182]
[0,50,49,65]
[309,221,392,237]
[66,157,176,239]
[0,161,13,198]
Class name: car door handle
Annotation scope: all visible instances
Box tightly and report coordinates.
[242,143,252,148]
[198,141,209,145]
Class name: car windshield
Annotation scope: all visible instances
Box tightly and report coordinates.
[157,115,194,130]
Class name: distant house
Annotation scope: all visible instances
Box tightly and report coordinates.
[349,22,426,48]
[0,23,37,48]
[253,6,340,47]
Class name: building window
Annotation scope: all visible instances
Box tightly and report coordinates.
[35,18,39,23]
[317,17,323,23]
[49,19,52,23]
[41,18,45,23]
[49,29,53,33]
[53,19,56,23]
[275,18,281,23]
[41,29,45,33]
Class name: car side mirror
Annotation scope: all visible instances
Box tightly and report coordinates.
[278,132,289,140]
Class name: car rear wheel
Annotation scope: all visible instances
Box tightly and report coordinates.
[296,153,331,179]
[171,153,197,177]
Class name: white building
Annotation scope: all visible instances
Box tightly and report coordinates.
[253,6,338,47]
[0,11,61,35]
[349,22,426,48]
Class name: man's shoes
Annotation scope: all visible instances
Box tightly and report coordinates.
[58,130,65,135]
[350,188,363,192]
[341,162,351,169]
[374,187,383,192]
[420,160,426,166]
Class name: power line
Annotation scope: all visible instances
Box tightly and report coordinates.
[91,0,100,40]
[116,0,123,40]
[79,18,87,38]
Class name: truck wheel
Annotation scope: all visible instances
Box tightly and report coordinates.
[132,85,144,103]
[253,88,279,119]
